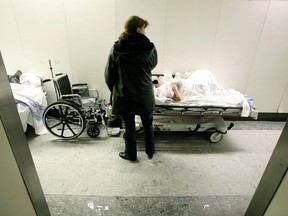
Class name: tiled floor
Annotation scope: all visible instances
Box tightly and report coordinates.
[27,121,285,216]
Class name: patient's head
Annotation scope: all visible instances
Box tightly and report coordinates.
[152,76,163,88]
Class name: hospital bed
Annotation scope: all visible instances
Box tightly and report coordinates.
[136,70,258,143]
[9,71,48,135]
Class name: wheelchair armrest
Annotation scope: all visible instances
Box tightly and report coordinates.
[72,83,88,87]
[72,85,89,97]
[60,94,81,100]
[60,94,82,106]
[55,73,65,76]
[60,94,81,98]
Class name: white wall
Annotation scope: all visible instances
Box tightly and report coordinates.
[0,0,288,112]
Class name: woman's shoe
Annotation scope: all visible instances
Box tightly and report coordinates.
[119,152,136,161]
[147,154,153,159]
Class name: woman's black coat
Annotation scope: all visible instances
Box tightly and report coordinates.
[105,33,158,115]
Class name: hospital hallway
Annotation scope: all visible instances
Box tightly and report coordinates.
[26,120,285,216]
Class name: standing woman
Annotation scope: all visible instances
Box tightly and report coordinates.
[105,15,158,161]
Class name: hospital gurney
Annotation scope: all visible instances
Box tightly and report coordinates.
[136,70,258,143]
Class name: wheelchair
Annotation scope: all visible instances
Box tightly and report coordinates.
[42,73,106,139]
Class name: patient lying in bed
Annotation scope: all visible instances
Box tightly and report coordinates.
[153,70,251,117]
[153,76,182,102]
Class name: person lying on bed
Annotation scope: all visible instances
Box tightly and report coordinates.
[152,76,182,102]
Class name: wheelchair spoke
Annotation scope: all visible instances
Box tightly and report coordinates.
[60,122,66,137]
[65,122,77,136]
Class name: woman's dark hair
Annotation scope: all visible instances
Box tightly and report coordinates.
[118,15,149,42]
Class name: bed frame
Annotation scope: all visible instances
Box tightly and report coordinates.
[135,104,257,143]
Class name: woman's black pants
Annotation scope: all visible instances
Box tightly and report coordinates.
[121,112,155,160]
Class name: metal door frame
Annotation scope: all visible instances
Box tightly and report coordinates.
[0,52,50,216]
[245,119,288,215]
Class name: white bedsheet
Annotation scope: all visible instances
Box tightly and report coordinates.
[154,70,251,117]
[10,83,48,135]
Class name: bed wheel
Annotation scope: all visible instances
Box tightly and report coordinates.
[87,124,100,137]
[209,132,223,143]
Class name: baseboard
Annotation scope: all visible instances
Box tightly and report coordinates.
[223,113,288,122]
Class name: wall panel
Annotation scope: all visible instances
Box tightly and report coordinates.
[0,0,26,74]
[164,0,221,74]
[278,85,288,112]
[11,0,71,80]
[245,2,288,112]
[64,0,115,100]
[210,0,269,91]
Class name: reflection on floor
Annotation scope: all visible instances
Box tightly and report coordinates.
[27,121,285,216]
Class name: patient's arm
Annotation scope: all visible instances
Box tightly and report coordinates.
[171,84,182,102]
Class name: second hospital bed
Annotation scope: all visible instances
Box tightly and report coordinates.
[135,70,258,143]
[9,71,48,135]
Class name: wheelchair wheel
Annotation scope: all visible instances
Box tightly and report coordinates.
[87,124,100,138]
[43,101,86,139]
